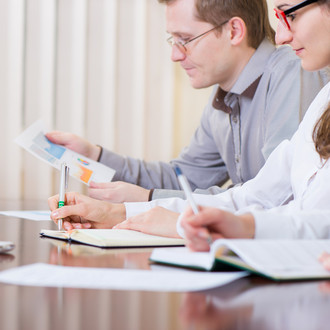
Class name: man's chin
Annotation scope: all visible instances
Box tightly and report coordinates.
[189,79,210,89]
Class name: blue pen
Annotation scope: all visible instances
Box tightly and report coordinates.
[174,165,199,214]
[174,165,213,245]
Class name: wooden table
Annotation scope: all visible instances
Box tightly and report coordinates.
[0,199,330,330]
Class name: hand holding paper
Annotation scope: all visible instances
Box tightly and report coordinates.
[45,130,102,162]
[15,120,115,185]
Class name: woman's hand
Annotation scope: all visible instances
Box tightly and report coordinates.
[319,252,330,271]
[181,206,255,251]
[114,206,181,238]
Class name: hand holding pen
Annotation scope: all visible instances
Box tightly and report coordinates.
[58,163,69,231]
[173,165,212,245]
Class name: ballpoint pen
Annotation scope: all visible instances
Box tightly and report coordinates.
[173,165,199,214]
[174,164,212,245]
[58,162,69,231]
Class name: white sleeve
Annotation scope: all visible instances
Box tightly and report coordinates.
[252,209,330,239]
[126,139,295,237]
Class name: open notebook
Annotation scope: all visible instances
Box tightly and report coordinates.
[40,229,185,248]
[150,239,330,281]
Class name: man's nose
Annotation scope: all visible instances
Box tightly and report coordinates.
[171,44,186,62]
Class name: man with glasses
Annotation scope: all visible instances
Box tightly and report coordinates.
[47,0,328,210]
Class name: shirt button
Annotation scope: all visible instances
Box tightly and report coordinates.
[235,156,240,163]
[232,115,238,123]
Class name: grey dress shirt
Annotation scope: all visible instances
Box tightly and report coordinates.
[99,39,329,199]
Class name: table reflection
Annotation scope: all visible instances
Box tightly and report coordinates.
[179,278,330,330]
[0,253,15,264]
[46,238,152,270]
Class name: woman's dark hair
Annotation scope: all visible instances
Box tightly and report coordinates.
[313,102,330,160]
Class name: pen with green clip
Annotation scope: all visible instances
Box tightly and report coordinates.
[58,162,69,231]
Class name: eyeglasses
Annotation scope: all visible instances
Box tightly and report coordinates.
[167,20,229,54]
[274,0,318,30]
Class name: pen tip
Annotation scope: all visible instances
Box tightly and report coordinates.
[173,165,182,176]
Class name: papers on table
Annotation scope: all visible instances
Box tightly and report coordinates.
[15,120,115,185]
[0,263,247,292]
[0,210,51,221]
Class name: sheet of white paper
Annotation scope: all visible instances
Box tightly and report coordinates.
[15,120,115,185]
[0,263,247,292]
[0,210,51,221]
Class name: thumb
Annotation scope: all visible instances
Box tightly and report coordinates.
[45,131,67,143]
[89,181,111,189]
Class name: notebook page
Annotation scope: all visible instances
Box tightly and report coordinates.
[215,239,330,278]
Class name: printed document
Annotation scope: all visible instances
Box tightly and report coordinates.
[15,120,115,185]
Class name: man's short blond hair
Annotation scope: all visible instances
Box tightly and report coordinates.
[158,0,275,48]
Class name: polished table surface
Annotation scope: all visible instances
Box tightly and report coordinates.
[1,199,330,330]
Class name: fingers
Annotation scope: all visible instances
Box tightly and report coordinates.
[89,181,110,189]
[88,187,108,201]
[48,194,60,211]
[63,221,74,231]
[113,220,130,230]
[319,252,330,271]
[183,221,211,252]
[48,191,81,211]
[48,191,101,231]
[88,182,119,201]
[50,203,84,222]
[181,206,196,219]
[113,215,145,231]
[45,131,71,144]
[319,251,330,262]
[63,220,92,230]
[183,207,226,229]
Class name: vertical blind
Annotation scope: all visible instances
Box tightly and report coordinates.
[0,0,177,200]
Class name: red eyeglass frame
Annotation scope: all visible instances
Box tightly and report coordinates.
[274,0,319,30]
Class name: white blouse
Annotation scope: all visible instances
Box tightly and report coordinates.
[125,82,330,239]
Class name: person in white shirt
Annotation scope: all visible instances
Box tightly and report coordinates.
[48,0,330,244]
[178,0,330,250]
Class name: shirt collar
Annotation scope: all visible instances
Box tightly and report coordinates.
[212,39,276,113]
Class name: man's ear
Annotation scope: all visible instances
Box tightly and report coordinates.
[228,17,247,46]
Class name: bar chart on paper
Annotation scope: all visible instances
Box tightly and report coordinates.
[15,120,115,185]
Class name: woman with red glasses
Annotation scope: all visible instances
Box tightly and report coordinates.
[175,0,330,249]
